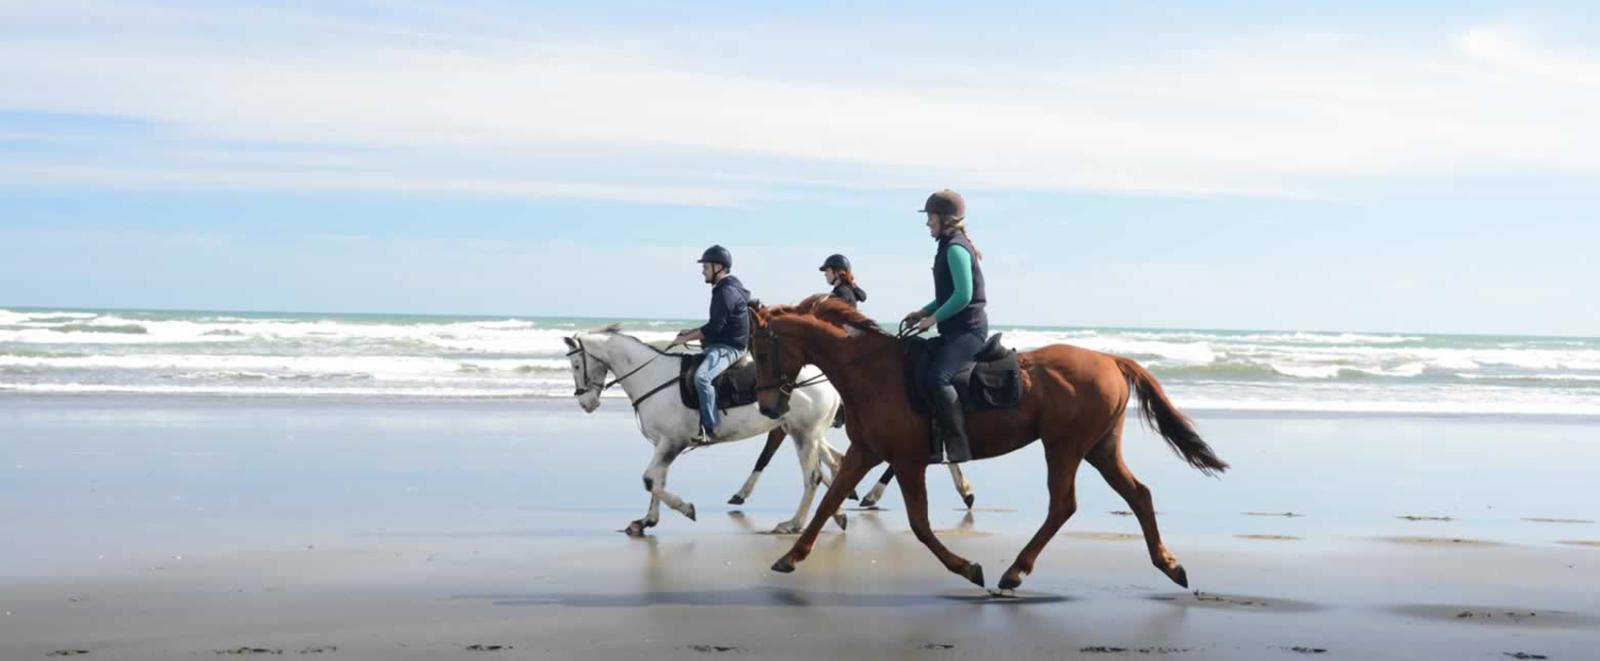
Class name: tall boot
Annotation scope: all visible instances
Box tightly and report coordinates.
[930,384,972,464]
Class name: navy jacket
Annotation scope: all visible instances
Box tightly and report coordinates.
[700,275,751,351]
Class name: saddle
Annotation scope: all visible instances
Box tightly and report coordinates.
[678,352,760,411]
[904,333,1024,415]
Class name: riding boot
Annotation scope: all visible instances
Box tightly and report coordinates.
[931,384,972,464]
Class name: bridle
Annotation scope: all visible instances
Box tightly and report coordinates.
[753,317,922,410]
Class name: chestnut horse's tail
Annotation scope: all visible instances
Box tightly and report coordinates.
[1114,357,1229,476]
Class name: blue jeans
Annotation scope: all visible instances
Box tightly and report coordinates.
[694,344,743,434]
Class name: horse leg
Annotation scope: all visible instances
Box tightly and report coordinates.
[1087,425,1189,588]
[729,429,786,505]
[770,444,878,573]
[816,441,859,500]
[895,460,985,587]
[625,490,662,538]
[948,463,976,509]
[998,444,1082,591]
[773,431,841,534]
[859,467,895,508]
[629,441,696,536]
[625,443,668,536]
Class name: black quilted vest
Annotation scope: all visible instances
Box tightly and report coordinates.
[932,232,988,336]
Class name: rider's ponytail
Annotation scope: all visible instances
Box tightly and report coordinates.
[837,270,868,302]
[941,216,983,261]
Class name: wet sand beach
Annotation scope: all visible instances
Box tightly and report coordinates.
[3,397,1599,660]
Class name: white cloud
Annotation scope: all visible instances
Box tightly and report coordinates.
[2,4,1599,202]
[1458,25,1600,87]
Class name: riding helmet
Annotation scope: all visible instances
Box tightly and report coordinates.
[918,189,966,219]
[818,254,851,272]
[697,245,733,269]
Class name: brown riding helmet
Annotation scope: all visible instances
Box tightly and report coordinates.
[918,189,965,219]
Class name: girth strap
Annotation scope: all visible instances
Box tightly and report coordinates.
[632,377,681,411]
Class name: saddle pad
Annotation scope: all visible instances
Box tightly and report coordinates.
[678,354,760,411]
[904,333,1024,414]
[952,347,1023,411]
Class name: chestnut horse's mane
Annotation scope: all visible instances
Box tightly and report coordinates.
[765,294,894,339]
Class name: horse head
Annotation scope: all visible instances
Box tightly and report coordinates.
[563,328,619,413]
[749,301,808,419]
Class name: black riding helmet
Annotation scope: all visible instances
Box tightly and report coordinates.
[697,245,733,270]
[817,253,851,272]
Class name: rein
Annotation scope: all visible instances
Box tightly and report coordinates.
[568,335,707,411]
[757,319,924,394]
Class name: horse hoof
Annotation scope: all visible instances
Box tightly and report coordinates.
[963,493,976,509]
[997,574,1022,591]
[685,504,697,521]
[859,497,878,509]
[1167,564,1189,588]
[833,512,848,531]
[771,557,796,573]
[622,522,647,538]
[727,495,745,506]
[771,523,800,535]
[962,562,985,588]
[847,490,860,501]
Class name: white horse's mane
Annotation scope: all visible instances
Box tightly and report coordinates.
[580,322,693,355]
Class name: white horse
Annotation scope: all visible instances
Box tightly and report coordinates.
[563,325,849,536]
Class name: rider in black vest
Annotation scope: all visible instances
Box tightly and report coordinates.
[902,190,987,464]
[818,253,868,308]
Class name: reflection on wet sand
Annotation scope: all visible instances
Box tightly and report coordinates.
[460,587,954,608]
[456,586,1078,608]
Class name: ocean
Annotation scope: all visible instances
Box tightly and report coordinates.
[3,306,1599,417]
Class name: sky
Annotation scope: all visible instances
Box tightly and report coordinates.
[2,1,1598,335]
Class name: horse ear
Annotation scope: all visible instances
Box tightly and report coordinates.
[563,336,577,349]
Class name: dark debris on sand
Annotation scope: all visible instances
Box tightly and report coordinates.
[1457,610,1540,622]
[1289,647,1328,654]
[466,644,513,652]
[922,643,956,650]
[215,648,283,656]
[1194,590,1264,607]
[1244,511,1306,518]
[1397,515,1454,522]
[688,644,743,653]
[1080,647,1128,654]
[47,651,91,657]
[1505,654,1549,660]
[297,646,337,655]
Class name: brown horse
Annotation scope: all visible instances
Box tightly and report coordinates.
[749,296,1228,591]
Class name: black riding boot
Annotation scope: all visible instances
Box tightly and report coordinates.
[930,385,972,464]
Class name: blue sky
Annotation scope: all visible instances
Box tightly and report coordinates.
[3,1,1599,335]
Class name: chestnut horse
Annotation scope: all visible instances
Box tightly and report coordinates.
[749,296,1228,591]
